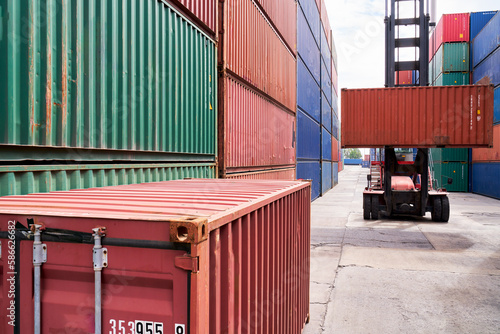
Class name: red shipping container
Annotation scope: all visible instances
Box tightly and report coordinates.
[219,77,296,177]
[0,179,310,334]
[332,137,339,162]
[473,124,500,162]
[174,0,217,35]
[320,0,332,49]
[254,0,297,55]
[431,13,470,58]
[225,167,296,180]
[341,85,494,148]
[395,71,413,85]
[221,0,297,112]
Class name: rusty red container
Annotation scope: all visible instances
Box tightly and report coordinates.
[332,137,339,162]
[431,13,470,58]
[221,0,297,112]
[0,179,311,334]
[174,0,217,35]
[341,85,495,148]
[254,0,297,54]
[225,167,296,180]
[219,77,296,177]
[472,124,500,162]
[395,71,413,85]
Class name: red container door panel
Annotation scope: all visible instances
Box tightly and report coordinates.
[14,240,188,333]
[473,124,500,162]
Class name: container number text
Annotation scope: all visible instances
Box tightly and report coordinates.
[109,319,164,334]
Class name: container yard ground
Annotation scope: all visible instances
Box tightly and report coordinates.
[304,165,500,334]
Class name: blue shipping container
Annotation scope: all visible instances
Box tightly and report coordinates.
[320,27,332,77]
[332,89,338,116]
[495,86,500,124]
[322,161,333,195]
[298,0,320,47]
[333,162,339,185]
[322,93,332,133]
[297,160,321,200]
[321,61,332,106]
[344,159,363,165]
[470,11,498,71]
[472,162,500,199]
[297,109,321,159]
[322,127,332,160]
[332,116,339,140]
[297,58,321,122]
[473,47,500,87]
[472,11,500,67]
[298,7,321,84]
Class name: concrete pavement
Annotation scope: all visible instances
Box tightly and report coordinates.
[303,165,500,334]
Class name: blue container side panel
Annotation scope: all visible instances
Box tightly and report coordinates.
[333,162,339,185]
[298,0,320,47]
[320,27,332,77]
[472,162,500,199]
[321,93,332,133]
[322,126,332,161]
[473,11,500,67]
[468,148,473,193]
[297,109,321,160]
[332,116,339,140]
[321,61,332,106]
[495,86,500,125]
[332,89,338,116]
[344,158,363,165]
[473,47,500,87]
[297,8,321,84]
[297,58,321,122]
[471,11,498,40]
[321,161,333,195]
[297,160,321,200]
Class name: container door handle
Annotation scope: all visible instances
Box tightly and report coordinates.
[32,224,47,334]
[93,227,108,334]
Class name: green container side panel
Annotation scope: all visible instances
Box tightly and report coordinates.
[434,42,469,78]
[0,0,216,157]
[0,163,215,196]
[433,162,468,192]
[431,148,469,162]
[434,72,470,86]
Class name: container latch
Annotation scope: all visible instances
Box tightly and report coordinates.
[175,255,199,273]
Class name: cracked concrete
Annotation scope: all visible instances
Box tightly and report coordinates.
[304,165,500,334]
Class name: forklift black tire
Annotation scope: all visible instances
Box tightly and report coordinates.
[363,195,371,220]
[441,196,450,222]
[431,197,442,222]
[371,195,379,220]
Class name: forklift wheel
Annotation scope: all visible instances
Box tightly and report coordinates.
[441,196,450,222]
[371,195,379,220]
[363,195,371,220]
[431,197,442,222]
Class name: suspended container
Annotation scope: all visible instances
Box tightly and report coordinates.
[0,179,311,334]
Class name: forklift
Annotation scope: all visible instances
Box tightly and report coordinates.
[362,0,451,222]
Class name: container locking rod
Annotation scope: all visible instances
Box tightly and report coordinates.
[32,224,47,334]
[93,227,108,334]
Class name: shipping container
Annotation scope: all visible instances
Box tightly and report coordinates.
[253,0,297,55]
[434,43,470,74]
[321,161,333,195]
[297,161,321,200]
[429,56,436,85]
[429,29,437,61]
[431,148,469,162]
[297,109,321,160]
[225,167,296,180]
[320,27,332,77]
[297,58,321,122]
[322,128,332,161]
[344,159,362,165]
[174,0,217,35]
[332,89,339,116]
[473,47,500,87]
[221,0,296,112]
[332,116,339,140]
[321,61,333,106]
[495,86,500,124]
[395,71,413,85]
[331,32,338,72]
[434,72,470,86]
[470,11,498,40]
[298,7,321,85]
[332,60,339,94]
[338,161,343,173]
[472,162,500,199]
[333,162,339,185]
[472,124,500,162]
[298,0,320,47]
[322,95,332,134]
[0,163,215,197]
[0,0,216,160]
[332,137,339,162]
[472,11,500,67]
[0,179,311,334]
[432,13,470,57]
[341,85,495,148]
[320,0,332,49]
[433,161,469,192]
[219,77,295,176]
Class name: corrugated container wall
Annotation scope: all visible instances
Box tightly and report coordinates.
[0,0,216,159]
[297,110,321,160]
[341,85,495,148]
[0,179,311,334]
[395,71,413,85]
[473,124,500,162]
[433,162,469,192]
[431,148,469,162]
[472,162,500,199]
[297,161,321,200]
[434,43,469,74]
[434,72,470,86]
[321,161,332,195]
[174,0,217,35]
[225,167,296,180]
[297,58,321,122]
[473,47,500,87]
[298,7,321,86]
[470,11,498,40]
[472,11,500,67]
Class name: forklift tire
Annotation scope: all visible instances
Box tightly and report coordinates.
[441,196,450,222]
[371,195,379,220]
[363,195,371,220]
[431,197,442,222]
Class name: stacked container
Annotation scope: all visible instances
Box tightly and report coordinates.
[296,0,338,200]
[471,12,500,199]
[430,150,469,192]
[0,0,218,196]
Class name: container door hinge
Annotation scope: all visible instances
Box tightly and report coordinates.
[175,255,199,273]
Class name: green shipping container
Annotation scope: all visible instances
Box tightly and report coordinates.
[432,161,468,192]
[431,148,469,162]
[434,42,469,79]
[434,72,470,86]
[0,0,216,161]
[0,163,215,197]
